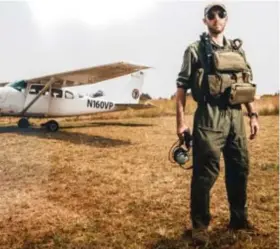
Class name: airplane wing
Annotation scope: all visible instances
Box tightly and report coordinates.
[26,61,151,87]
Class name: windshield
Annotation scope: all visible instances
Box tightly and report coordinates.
[8,80,27,91]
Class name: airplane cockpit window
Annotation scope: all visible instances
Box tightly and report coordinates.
[8,80,27,92]
[65,90,74,99]
[90,90,104,98]
[29,84,44,95]
[51,89,63,98]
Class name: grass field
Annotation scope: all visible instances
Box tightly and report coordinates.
[0,107,278,249]
[79,94,279,119]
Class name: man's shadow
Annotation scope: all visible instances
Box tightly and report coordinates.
[151,228,253,249]
[151,229,193,249]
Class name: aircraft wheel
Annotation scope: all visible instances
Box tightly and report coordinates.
[46,120,59,132]
[18,118,30,128]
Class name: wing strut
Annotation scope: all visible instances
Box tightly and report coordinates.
[21,77,55,115]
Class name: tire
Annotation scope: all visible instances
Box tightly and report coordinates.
[18,118,30,128]
[46,120,59,132]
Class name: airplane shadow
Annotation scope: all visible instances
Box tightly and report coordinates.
[0,126,131,148]
[62,121,153,129]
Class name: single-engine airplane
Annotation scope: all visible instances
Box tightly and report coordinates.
[0,62,153,132]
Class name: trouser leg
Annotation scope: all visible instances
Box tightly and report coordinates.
[191,128,224,229]
[223,113,249,226]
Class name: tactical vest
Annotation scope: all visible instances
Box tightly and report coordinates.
[192,33,256,105]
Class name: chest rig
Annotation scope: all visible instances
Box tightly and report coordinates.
[193,32,256,105]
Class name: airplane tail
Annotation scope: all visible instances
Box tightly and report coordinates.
[113,71,145,104]
[112,71,156,110]
[68,70,157,113]
[84,71,145,104]
[89,70,156,112]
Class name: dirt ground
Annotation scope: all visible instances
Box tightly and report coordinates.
[0,115,278,249]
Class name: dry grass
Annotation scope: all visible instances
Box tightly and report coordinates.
[0,112,278,249]
[78,94,278,120]
[255,95,279,116]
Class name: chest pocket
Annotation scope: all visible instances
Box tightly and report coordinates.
[207,47,256,102]
[213,50,248,72]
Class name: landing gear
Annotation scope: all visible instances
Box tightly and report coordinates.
[41,120,59,132]
[17,118,59,132]
[46,120,59,132]
[18,117,30,128]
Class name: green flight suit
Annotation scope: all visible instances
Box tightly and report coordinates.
[176,36,251,229]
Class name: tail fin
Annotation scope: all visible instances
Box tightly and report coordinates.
[113,71,144,104]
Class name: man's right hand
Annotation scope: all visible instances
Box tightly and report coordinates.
[177,124,190,145]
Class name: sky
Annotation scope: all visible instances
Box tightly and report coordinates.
[0,0,279,98]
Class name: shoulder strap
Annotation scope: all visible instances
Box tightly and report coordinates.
[199,32,214,74]
[195,35,212,102]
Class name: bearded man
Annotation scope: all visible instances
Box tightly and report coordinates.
[175,2,260,245]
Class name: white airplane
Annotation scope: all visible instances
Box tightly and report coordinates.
[0,62,153,132]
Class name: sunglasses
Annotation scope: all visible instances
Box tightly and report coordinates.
[206,11,227,20]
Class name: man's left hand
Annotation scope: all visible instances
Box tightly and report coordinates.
[249,117,259,140]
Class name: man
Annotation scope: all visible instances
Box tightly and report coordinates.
[175,2,260,245]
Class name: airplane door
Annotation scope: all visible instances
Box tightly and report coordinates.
[24,84,50,114]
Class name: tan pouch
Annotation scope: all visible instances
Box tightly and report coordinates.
[213,50,248,72]
[208,74,234,97]
[208,74,221,97]
[229,82,256,105]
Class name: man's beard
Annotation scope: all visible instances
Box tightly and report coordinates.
[208,25,225,35]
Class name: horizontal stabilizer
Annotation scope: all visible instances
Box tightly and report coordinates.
[0,82,9,87]
[114,103,156,111]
